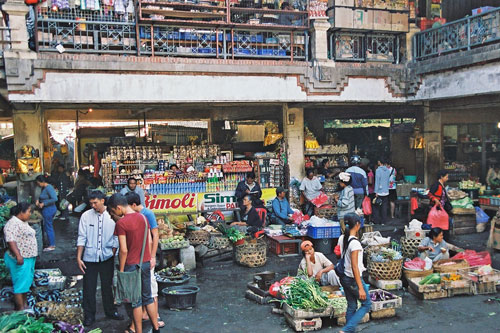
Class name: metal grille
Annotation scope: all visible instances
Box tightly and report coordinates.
[150,125,208,145]
[329,31,400,63]
[232,30,306,60]
[37,7,136,53]
[414,7,500,61]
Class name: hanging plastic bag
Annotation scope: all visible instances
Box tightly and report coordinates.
[362,196,372,215]
[475,206,490,223]
[427,205,449,230]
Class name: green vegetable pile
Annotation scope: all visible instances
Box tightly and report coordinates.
[217,224,244,243]
[0,204,13,229]
[419,273,441,285]
[328,297,348,314]
[0,312,53,333]
[0,259,10,285]
[282,275,329,310]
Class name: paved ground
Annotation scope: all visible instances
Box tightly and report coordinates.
[1,214,499,333]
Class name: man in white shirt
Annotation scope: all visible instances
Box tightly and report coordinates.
[77,191,123,326]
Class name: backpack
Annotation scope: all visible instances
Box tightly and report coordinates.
[334,236,357,277]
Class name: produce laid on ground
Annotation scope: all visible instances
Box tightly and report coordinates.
[281,276,329,310]
[0,311,103,333]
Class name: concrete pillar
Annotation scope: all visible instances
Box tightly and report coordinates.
[309,18,330,62]
[422,103,441,185]
[283,104,305,182]
[405,23,421,62]
[2,0,32,53]
[13,108,45,201]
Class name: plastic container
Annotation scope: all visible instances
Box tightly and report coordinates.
[307,225,341,239]
[404,175,417,183]
[161,285,200,309]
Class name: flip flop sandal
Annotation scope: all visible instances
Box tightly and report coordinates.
[124,329,135,333]
[158,318,165,328]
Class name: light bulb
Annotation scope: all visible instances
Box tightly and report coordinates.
[377,135,382,141]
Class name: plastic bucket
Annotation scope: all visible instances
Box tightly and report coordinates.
[162,285,200,310]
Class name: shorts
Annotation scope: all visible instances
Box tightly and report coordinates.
[150,267,158,298]
[388,189,397,202]
[4,252,35,294]
[123,262,154,309]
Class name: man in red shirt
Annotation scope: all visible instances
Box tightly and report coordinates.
[108,193,160,333]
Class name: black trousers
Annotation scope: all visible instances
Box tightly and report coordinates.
[373,195,389,225]
[83,257,116,320]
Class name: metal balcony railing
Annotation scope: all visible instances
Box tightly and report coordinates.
[35,0,309,61]
[413,7,500,61]
[328,31,402,63]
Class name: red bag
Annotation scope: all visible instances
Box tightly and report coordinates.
[269,282,281,298]
[291,211,305,225]
[362,196,372,215]
[311,193,329,208]
[404,257,426,270]
[410,197,419,215]
[427,205,449,230]
[451,250,491,267]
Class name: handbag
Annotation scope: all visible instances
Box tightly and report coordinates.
[372,196,383,206]
[362,196,372,215]
[115,216,148,305]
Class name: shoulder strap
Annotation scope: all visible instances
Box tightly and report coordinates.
[139,215,148,266]
[341,237,356,259]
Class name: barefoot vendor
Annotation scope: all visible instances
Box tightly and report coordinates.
[298,240,340,286]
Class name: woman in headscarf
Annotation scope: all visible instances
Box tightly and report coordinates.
[336,172,355,233]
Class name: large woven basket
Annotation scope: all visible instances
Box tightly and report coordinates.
[365,243,390,260]
[400,237,421,259]
[187,229,210,246]
[403,267,433,280]
[35,301,83,325]
[234,239,267,268]
[315,206,338,219]
[209,233,231,249]
[368,259,403,280]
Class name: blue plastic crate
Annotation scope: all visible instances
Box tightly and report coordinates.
[234,48,256,55]
[307,225,341,239]
[257,49,286,56]
[192,47,218,54]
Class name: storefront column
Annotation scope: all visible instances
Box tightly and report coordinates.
[310,18,330,63]
[422,103,441,185]
[2,0,34,54]
[283,104,305,182]
[13,108,45,201]
[406,23,420,62]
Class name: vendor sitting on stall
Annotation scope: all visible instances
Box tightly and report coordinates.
[271,187,294,225]
[235,172,263,209]
[486,164,500,189]
[300,169,323,217]
[170,164,183,175]
[298,240,340,287]
[230,195,263,236]
[418,227,463,262]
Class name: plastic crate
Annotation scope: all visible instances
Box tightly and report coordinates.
[267,235,301,256]
[478,197,491,205]
[307,225,341,239]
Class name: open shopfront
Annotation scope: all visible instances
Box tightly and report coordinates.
[75,119,287,220]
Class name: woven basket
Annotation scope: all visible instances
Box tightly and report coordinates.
[365,243,390,260]
[187,229,210,246]
[234,239,267,268]
[315,207,338,219]
[403,268,433,280]
[209,233,231,249]
[368,259,403,281]
[400,237,421,259]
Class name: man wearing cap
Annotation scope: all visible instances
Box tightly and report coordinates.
[271,187,294,226]
[298,241,340,287]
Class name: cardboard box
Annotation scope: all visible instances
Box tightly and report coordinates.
[391,12,409,32]
[353,9,374,29]
[285,313,322,332]
[388,0,408,11]
[334,0,354,7]
[334,7,354,28]
[373,10,391,30]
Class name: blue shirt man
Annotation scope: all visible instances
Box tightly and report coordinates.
[271,187,294,226]
[120,177,146,207]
